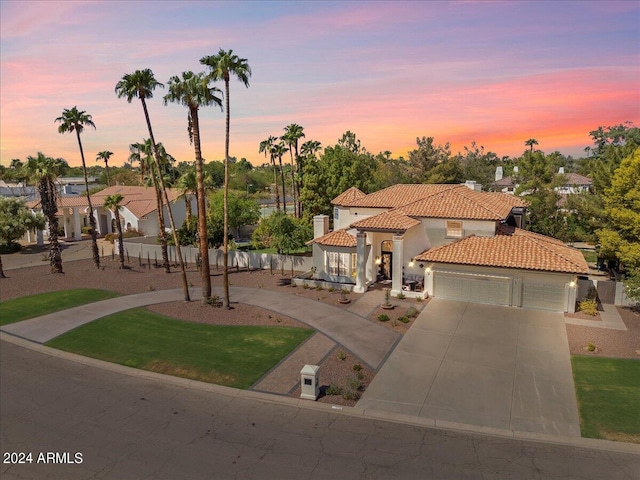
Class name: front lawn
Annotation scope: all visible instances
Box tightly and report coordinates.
[0,289,119,326]
[46,308,314,389]
[572,355,640,443]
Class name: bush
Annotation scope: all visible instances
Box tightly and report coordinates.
[377,314,390,322]
[81,226,93,234]
[337,350,347,361]
[406,306,419,318]
[398,316,410,324]
[579,298,598,316]
[352,363,362,372]
[326,383,342,396]
[104,228,143,244]
[396,292,406,299]
[0,241,21,254]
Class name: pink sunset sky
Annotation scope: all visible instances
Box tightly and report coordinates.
[1,0,638,168]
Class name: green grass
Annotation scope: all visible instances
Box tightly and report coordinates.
[572,356,640,443]
[580,249,598,264]
[0,289,120,326]
[46,308,314,389]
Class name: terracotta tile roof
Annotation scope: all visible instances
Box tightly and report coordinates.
[415,224,588,274]
[346,184,455,208]
[563,173,592,185]
[29,186,181,220]
[331,187,367,206]
[309,228,359,247]
[398,187,527,220]
[350,209,421,232]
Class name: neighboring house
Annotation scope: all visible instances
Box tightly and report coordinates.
[309,182,587,312]
[492,167,592,196]
[28,185,193,242]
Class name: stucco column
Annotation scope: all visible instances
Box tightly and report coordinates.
[424,266,434,297]
[566,278,578,313]
[63,210,70,239]
[73,208,81,241]
[391,235,404,295]
[36,228,44,245]
[354,232,367,293]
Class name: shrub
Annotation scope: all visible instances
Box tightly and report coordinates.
[337,350,347,361]
[587,342,597,352]
[396,292,406,300]
[328,286,336,293]
[415,296,423,302]
[398,316,410,324]
[579,298,598,316]
[315,285,323,291]
[326,384,342,396]
[377,313,390,322]
[352,363,362,372]
[406,306,419,318]
[81,226,93,234]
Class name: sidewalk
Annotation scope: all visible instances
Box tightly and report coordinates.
[564,303,627,330]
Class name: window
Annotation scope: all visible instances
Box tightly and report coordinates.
[327,252,356,277]
[446,220,463,238]
[333,207,339,219]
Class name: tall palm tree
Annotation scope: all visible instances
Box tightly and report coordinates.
[273,141,288,214]
[200,49,251,309]
[129,140,170,272]
[55,107,100,269]
[164,71,222,301]
[25,153,67,273]
[282,124,305,217]
[176,167,197,224]
[96,150,113,186]
[259,136,281,212]
[525,138,539,152]
[104,193,125,269]
[116,69,190,302]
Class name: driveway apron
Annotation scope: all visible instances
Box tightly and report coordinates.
[357,298,581,436]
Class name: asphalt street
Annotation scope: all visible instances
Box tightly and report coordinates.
[2,339,638,480]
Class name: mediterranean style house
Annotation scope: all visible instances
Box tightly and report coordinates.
[309,182,588,312]
[28,186,192,242]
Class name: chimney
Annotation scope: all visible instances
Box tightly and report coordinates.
[313,215,329,239]
[463,180,481,192]
[513,166,519,175]
[558,167,565,175]
[495,166,503,181]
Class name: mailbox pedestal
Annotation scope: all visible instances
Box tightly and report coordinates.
[300,364,320,400]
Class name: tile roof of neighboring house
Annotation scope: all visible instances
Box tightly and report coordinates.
[28,186,181,219]
[345,184,454,208]
[308,228,359,247]
[331,187,367,206]
[563,173,592,185]
[415,224,588,274]
[350,209,421,232]
[493,177,515,187]
[399,188,526,220]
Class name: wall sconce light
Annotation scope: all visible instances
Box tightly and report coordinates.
[425,267,432,273]
[409,258,415,267]
[375,256,381,265]
[569,280,576,288]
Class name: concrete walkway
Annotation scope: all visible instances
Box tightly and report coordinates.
[1,286,399,370]
[565,303,627,330]
[358,299,581,437]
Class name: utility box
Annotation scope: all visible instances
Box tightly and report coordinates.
[300,364,320,400]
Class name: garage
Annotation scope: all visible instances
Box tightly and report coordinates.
[434,271,511,306]
[522,281,566,311]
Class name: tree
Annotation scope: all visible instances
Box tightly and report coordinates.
[0,197,45,249]
[116,69,190,302]
[273,141,288,214]
[525,138,539,151]
[259,136,281,212]
[250,211,312,254]
[282,123,305,217]
[103,193,125,269]
[55,106,100,269]
[176,167,196,224]
[164,71,222,301]
[129,140,171,272]
[25,153,68,273]
[96,150,113,186]
[406,136,451,183]
[200,48,252,309]
[208,190,260,242]
[598,148,640,281]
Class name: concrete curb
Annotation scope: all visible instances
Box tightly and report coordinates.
[2,331,638,456]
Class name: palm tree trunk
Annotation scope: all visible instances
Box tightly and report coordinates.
[152,168,171,273]
[294,145,302,217]
[114,209,125,269]
[271,156,281,212]
[278,154,287,214]
[190,106,211,300]
[40,181,63,274]
[0,255,6,278]
[105,160,111,186]
[76,130,100,268]
[288,149,297,217]
[222,80,231,309]
[140,97,190,302]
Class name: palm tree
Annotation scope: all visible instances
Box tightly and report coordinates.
[104,193,125,269]
[116,69,190,302]
[176,167,197,224]
[525,138,539,152]
[273,141,288,214]
[96,150,113,186]
[200,49,251,309]
[164,71,222,301]
[259,136,281,212]
[55,107,100,269]
[282,124,305,217]
[129,139,170,272]
[300,140,322,159]
[25,153,68,273]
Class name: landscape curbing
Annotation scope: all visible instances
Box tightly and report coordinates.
[1,331,638,455]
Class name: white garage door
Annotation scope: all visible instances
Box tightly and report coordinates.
[522,282,565,311]
[434,272,511,306]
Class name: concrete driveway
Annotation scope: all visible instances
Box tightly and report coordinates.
[358,299,581,436]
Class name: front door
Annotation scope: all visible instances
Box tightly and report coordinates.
[380,240,393,281]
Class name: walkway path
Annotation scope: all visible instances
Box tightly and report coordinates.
[564,303,627,330]
[1,286,399,370]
